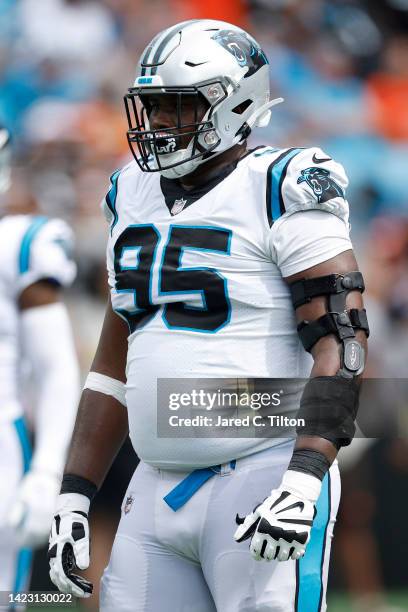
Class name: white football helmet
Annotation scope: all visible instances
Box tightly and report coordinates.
[124,19,283,179]
[0,124,11,193]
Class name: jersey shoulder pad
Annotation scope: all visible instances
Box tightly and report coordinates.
[277,146,349,224]
[243,147,286,222]
[17,216,76,294]
[245,146,283,176]
[101,160,142,230]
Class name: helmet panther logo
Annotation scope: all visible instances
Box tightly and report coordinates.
[212,30,268,77]
[297,167,344,204]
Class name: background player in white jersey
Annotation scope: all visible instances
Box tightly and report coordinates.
[48,20,369,611]
[0,125,80,593]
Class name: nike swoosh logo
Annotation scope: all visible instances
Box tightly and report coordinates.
[185,61,209,67]
[312,153,332,164]
[269,491,290,511]
[276,501,305,514]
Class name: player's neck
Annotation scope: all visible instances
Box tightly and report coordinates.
[178,144,247,191]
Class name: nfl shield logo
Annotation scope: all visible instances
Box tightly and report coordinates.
[124,494,134,514]
[171,197,187,215]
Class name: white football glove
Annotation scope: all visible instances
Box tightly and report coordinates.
[8,470,61,548]
[234,470,322,562]
[48,493,93,598]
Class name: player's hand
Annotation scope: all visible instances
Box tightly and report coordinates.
[234,470,322,562]
[7,470,61,548]
[48,493,93,598]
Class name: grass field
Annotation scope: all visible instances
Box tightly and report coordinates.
[328,591,408,611]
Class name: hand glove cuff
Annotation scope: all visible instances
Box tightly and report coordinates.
[55,493,90,515]
[281,470,322,503]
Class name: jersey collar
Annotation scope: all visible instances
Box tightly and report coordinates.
[160,147,264,216]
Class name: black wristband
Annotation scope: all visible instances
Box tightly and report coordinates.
[288,449,331,481]
[61,473,98,501]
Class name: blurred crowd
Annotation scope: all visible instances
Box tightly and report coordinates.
[1,0,407,610]
[1,0,408,226]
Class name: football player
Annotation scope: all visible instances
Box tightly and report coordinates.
[0,125,80,593]
[48,20,369,611]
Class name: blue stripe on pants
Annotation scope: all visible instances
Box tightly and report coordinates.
[13,417,32,474]
[12,418,33,599]
[296,472,331,612]
[13,548,33,594]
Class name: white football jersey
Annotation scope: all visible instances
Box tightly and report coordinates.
[104,146,352,469]
[0,215,76,421]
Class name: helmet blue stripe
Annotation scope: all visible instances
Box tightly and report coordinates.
[148,20,199,76]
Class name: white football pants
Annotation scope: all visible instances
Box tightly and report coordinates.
[101,440,340,612]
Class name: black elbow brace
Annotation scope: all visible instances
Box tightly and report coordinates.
[290,272,369,378]
[296,376,361,448]
[289,272,368,447]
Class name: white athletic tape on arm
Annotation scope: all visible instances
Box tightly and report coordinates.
[84,372,126,407]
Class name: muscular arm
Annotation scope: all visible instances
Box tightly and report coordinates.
[19,279,61,310]
[234,248,367,558]
[284,249,368,463]
[64,302,129,488]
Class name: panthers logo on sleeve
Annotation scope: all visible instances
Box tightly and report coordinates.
[258,146,349,227]
[297,167,345,204]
